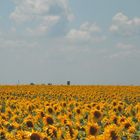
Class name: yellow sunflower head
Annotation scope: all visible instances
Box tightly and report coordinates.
[86,123,99,136]
[44,115,54,125]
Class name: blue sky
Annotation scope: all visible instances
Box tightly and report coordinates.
[0,0,140,85]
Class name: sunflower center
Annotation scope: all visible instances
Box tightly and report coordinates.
[26,121,33,128]
[46,117,54,125]
[113,102,117,106]
[94,111,101,119]
[113,118,118,125]
[89,126,97,135]
[48,108,53,114]
[41,112,45,117]
[118,106,122,112]
[125,123,131,129]
[76,109,80,114]
[30,133,40,140]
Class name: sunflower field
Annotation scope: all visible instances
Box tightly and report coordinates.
[0,85,140,140]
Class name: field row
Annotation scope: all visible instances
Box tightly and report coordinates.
[0,85,140,140]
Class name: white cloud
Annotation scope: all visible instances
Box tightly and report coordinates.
[112,12,128,23]
[80,22,101,33]
[0,37,39,49]
[109,49,140,59]
[27,15,60,36]
[10,0,74,35]
[110,12,140,36]
[116,43,135,49]
[109,51,131,59]
[10,0,73,22]
[66,22,105,43]
[109,43,139,59]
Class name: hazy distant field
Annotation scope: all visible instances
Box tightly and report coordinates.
[0,85,140,140]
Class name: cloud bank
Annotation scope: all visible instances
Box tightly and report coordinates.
[110,12,140,36]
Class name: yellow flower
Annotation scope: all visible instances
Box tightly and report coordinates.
[103,124,119,140]
[91,110,102,122]
[43,115,54,125]
[86,122,99,136]
[46,126,57,138]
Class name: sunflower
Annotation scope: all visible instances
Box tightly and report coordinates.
[30,133,41,140]
[0,131,6,140]
[47,107,54,114]
[57,114,68,124]
[62,102,67,107]
[57,128,63,139]
[111,115,118,125]
[24,114,35,123]
[96,105,101,110]
[124,122,131,130]
[12,121,21,130]
[128,126,136,133]
[6,107,13,118]
[40,111,45,118]
[136,112,140,122]
[101,117,110,127]
[14,130,30,140]
[53,105,58,111]
[68,112,72,120]
[43,137,50,140]
[86,122,99,136]
[112,100,118,107]
[46,126,57,139]
[86,135,96,140]
[91,110,102,122]
[120,117,133,131]
[65,124,74,139]
[118,116,126,124]
[110,130,119,140]
[117,105,123,113]
[76,108,81,114]
[43,115,54,125]
[104,124,119,140]
[26,120,34,128]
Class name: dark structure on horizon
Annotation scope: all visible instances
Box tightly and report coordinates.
[67,81,70,85]
[48,83,52,85]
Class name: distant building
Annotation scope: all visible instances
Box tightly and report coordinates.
[67,81,70,85]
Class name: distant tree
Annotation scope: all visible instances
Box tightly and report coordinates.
[48,83,52,85]
[30,83,35,85]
